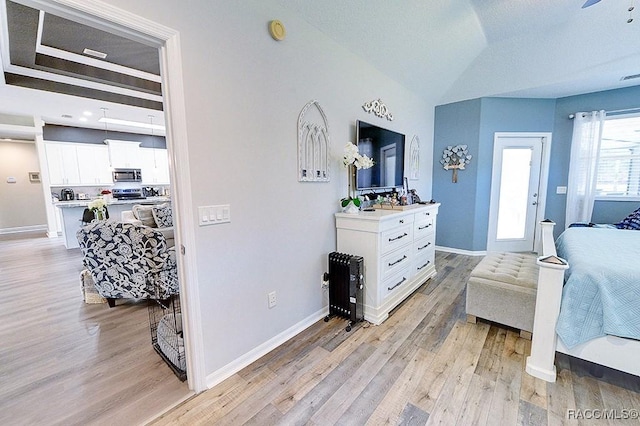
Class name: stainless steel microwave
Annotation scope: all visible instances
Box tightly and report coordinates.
[112,168,142,182]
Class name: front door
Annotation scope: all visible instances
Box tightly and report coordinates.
[487,133,549,252]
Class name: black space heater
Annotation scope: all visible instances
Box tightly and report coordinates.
[324,252,364,332]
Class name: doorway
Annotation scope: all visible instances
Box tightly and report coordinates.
[2,0,203,416]
[487,133,551,253]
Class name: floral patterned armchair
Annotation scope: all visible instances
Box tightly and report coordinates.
[77,220,179,307]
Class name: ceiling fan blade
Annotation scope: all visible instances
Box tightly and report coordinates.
[582,0,602,8]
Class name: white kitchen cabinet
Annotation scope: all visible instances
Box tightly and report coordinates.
[76,144,112,184]
[335,203,439,325]
[140,148,170,184]
[106,140,141,168]
[44,142,81,185]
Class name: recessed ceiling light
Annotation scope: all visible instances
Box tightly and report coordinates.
[83,111,92,116]
[83,48,107,59]
[79,117,88,122]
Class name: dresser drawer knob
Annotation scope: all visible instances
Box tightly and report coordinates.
[418,242,431,250]
[418,224,432,230]
[399,219,404,224]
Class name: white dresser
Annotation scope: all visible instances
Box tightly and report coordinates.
[335,203,439,325]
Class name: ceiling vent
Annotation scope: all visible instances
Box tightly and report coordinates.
[82,48,107,59]
[621,73,640,81]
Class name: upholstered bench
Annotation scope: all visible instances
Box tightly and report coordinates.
[466,252,538,339]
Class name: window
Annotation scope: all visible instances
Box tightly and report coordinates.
[596,114,640,199]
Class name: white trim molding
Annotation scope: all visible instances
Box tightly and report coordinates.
[0,224,47,235]
[206,308,327,389]
[435,245,487,257]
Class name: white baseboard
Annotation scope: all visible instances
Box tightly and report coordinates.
[436,245,486,257]
[205,307,327,389]
[0,224,47,235]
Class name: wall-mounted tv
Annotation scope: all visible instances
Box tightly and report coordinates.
[355,120,405,190]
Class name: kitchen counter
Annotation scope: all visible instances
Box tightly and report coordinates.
[55,197,171,249]
[54,196,171,208]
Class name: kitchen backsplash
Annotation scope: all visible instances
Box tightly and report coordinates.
[51,185,170,201]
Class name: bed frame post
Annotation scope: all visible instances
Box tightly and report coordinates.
[525,220,569,382]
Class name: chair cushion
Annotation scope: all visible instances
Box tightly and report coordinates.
[76,221,179,300]
[470,252,538,289]
[132,204,157,227]
[152,203,173,228]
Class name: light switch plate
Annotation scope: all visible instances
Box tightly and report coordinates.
[556,186,567,194]
[198,205,231,226]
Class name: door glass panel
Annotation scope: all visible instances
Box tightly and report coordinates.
[496,148,532,239]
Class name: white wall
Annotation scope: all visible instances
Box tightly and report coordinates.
[0,141,47,232]
[101,0,435,377]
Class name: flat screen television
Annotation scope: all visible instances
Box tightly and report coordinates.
[355,120,405,190]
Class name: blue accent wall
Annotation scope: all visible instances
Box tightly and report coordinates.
[434,97,556,251]
[434,84,640,250]
[433,99,481,251]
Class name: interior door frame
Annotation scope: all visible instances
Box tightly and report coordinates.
[14,0,206,392]
[487,132,552,253]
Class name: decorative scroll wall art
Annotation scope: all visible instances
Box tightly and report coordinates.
[440,144,472,183]
[362,98,394,121]
[409,135,420,180]
[298,100,330,182]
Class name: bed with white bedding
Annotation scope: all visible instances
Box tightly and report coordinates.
[525,221,640,382]
[555,227,640,348]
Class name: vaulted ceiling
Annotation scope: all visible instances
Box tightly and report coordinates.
[279,0,640,104]
[1,0,639,140]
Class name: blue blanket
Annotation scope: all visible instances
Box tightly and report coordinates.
[555,227,640,348]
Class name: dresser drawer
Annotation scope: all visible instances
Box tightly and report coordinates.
[413,245,435,276]
[381,245,412,281]
[414,217,435,240]
[381,266,411,299]
[380,213,414,232]
[413,234,434,256]
[381,223,413,254]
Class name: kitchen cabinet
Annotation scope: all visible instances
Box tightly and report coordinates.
[45,142,112,186]
[335,203,439,325]
[106,140,141,168]
[140,148,170,184]
[76,144,112,184]
[45,142,81,185]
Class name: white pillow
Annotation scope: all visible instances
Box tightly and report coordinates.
[132,204,157,227]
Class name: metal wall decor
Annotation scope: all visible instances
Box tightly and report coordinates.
[298,100,330,182]
[409,135,420,180]
[440,144,472,183]
[362,98,394,121]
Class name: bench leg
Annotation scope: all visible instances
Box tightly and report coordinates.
[520,330,532,340]
[466,314,477,324]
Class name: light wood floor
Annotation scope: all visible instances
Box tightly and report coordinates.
[0,231,191,425]
[153,251,640,426]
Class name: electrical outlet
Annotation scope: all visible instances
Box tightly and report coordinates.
[268,291,277,308]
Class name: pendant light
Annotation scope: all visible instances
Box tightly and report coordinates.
[101,107,112,167]
[149,115,157,168]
